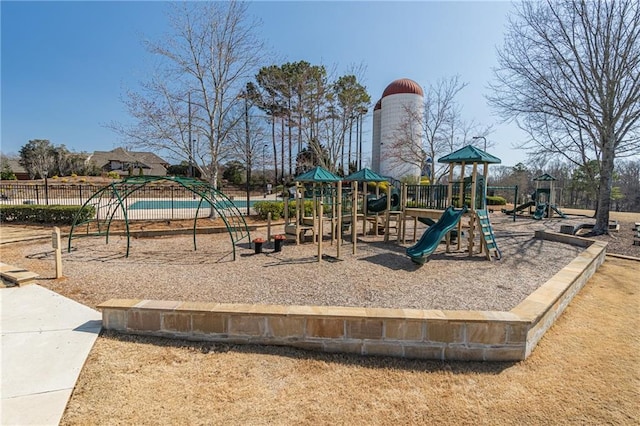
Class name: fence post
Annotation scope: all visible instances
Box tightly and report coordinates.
[35,185,40,204]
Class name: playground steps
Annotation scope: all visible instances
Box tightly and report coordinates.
[384,210,404,243]
[0,262,39,287]
[476,210,501,261]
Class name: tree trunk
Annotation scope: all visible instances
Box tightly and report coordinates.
[271,118,278,186]
[593,140,615,235]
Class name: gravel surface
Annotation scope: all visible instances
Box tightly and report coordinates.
[3,212,617,312]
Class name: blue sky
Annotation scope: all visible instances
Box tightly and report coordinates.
[1,1,528,166]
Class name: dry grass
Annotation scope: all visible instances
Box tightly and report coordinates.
[1,209,638,424]
[61,257,639,425]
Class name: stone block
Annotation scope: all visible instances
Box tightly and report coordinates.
[267,316,305,338]
[322,340,363,354]
[384,319,424,341]
[97,299,141,309]
[192,313,226,334]
[176,301,219,312]
[483,346,526,362]
[426,321,465,343]
[444,345,486,361]
[162,313,192,333]
[403,344,444,360]
[346,319,383,340]
[290,340,325,353]
[363,342,404,357]
[466,322,507,345]
[306,318,344,338]
[136,300,181,310]
[228,315,266,336]
[127,310,161,331]
[103,309,126,330]
[506,324,529,344]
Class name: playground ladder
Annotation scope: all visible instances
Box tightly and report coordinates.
[476,209,502,261]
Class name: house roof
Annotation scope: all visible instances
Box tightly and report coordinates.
[534,173,557,181]
[437,145,502,164]
[343,168,388,182]
[295,166,341,182]
[87,148,169,175]
[5,159,27,174]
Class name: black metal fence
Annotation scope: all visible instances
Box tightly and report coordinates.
[0,183,261,220]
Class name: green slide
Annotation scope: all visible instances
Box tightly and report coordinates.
[418,216,460,241]
[367,190,400,213]
[533,203,546,220]
[406,206,467,264]
[502,200,535,215]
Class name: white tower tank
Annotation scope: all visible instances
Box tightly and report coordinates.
[378,78,424,181]
[371,99,382,173]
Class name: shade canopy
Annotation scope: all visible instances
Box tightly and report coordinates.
[438,145,501,164]
[295,166,341,182]
[343,168,388,182]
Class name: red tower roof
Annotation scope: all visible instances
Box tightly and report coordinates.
[374,99,382,111]
[382,78,423,98]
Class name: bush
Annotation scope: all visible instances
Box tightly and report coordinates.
[0,204,96,224]
[254,201,284,220]
[486,195,507,206]
[106,171,120,179]
[0,171,17,180]
[254,199,315,220]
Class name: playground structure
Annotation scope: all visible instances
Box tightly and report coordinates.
[502,173,567,220]
[67,145,505,265]
[405,145,502,264]
[67,176,251,260]
[279,145,504,264]
[282,167,402,261]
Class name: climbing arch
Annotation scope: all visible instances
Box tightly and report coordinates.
[67,176,251,260]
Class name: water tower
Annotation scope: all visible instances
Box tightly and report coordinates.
[372,78,424,181]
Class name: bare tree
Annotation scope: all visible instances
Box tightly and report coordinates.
[109,1,265,188]
[489,0,640,234]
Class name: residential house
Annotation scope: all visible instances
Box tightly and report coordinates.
[86,148,169,177]
[4,159,29,180]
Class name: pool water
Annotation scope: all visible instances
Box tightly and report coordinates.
[129,199,259,210]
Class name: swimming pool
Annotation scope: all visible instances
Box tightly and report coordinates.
[129,199,259,210]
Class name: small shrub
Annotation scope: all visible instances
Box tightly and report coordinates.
[61,178,68,183]
[0,204,96,224]
[71,173,78,178]
[106,171,120,179]
[79,178,87,183]
[486,195,507,206]
[52,175,59,180]
[254,201,284,220]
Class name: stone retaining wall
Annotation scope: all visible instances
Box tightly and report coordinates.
[98,233,607,362]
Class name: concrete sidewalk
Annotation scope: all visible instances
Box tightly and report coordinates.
[1,284,101,425]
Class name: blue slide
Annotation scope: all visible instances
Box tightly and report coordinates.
[406,206,468,264]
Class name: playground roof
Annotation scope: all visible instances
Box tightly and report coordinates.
[534,173,557,181]
[295,166,341,182]
[437,145,501,164]
[343,168,388,182]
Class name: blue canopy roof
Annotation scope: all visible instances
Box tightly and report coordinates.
[438,145,501,164]
[343,168,388,182]
[295,166,341,182]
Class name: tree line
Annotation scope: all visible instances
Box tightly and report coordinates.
[108,1,370,190]
[489,159,640,213]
